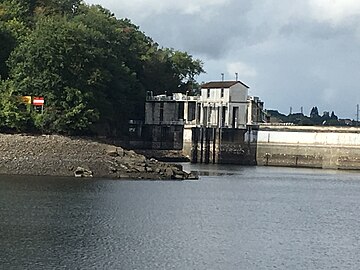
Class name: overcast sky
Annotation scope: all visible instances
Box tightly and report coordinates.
[85,0,360,118]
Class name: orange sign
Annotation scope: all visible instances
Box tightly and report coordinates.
[20,96,32,104]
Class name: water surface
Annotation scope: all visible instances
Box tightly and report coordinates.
[1,166,360,269]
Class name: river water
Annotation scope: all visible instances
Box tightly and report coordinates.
[1,165,360,269]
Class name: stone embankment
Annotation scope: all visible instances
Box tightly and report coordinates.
[0,134,197,180]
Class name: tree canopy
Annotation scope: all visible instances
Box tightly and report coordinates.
[0,0,204,135]
[266,108,353,126]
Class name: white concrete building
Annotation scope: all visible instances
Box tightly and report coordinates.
[145,92,198,126]
[144,80,266,129]
[199,81,249,128]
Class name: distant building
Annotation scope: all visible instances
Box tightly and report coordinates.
[247,96,266,124]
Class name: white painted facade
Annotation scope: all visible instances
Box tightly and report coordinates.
[145,80,266,129]
[257,130,360,146]
[199,81,249,128]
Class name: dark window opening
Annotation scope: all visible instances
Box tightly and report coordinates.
[232,107,239,128]
[178,102,184,120]
[160,102,164,122]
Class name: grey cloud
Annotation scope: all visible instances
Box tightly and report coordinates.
[137,2,253,59]
[279,19,357,41]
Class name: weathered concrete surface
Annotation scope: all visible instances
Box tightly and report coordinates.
[217,128,256,165]
[183,125,360,170]
[0,134,196,180]
[257,126,360,170]
[183,127,256,165]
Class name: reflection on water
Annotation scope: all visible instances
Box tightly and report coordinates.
[1,166,360,270]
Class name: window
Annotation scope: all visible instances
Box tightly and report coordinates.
[159,102,164,122]
[161,127,170,141]
[207,89,210,98]
[177,102,184,120]
[232,106,239,128]
[221,88,224,98]
[221,106,226,127]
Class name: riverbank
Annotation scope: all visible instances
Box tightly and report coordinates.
[0,134,196,180]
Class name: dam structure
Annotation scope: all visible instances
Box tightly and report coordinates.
[183,125,360,170]
[256,125,360,170]
[132,78,360,170]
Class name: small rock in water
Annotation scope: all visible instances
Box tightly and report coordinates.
[74,166,93,178]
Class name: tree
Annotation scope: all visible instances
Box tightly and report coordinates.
[8,15,108,134]
[330,111,338,120]
[7,6,148,135]
[73,6,149,134]
[141,48,204,95]
[0,27,15,79]
[0,0,31,78]
[34,0,81,15]
[1,2,205,135]
[310,106,319,118]
[170,50,204,91]
[0,80,32,132]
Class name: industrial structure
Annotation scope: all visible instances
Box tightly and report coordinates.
[129,79,360,170]
[129,80,266,157]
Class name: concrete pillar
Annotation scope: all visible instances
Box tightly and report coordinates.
[184,101,189,123]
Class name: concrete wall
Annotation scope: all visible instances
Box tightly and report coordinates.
[184,125,360,170]
[183,127,256,165]
[129,124,183,150]
[183,127,218,164]
[145,102,184,125]
[229,84,248,103]
[256,126,360,170]
[218,128,256,165]
[228,84,248,128]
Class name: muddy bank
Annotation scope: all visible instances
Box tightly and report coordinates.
[0,134,196,180]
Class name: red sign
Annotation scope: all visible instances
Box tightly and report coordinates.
[33,97,44,106]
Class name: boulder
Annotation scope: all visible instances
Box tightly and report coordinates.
[187,172,199,180]
[109,167,118,173]
[106,146,124,157]
[133,166,146,172]
[164,167,174,177]
[173,174,185,180]
[117,173,131,179]
[74,167,93,178]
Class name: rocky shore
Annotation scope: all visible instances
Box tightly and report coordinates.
[134,149,190,162]
[0,134,197,180]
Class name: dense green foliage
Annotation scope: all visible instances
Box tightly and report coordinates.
[0,0,204,135]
